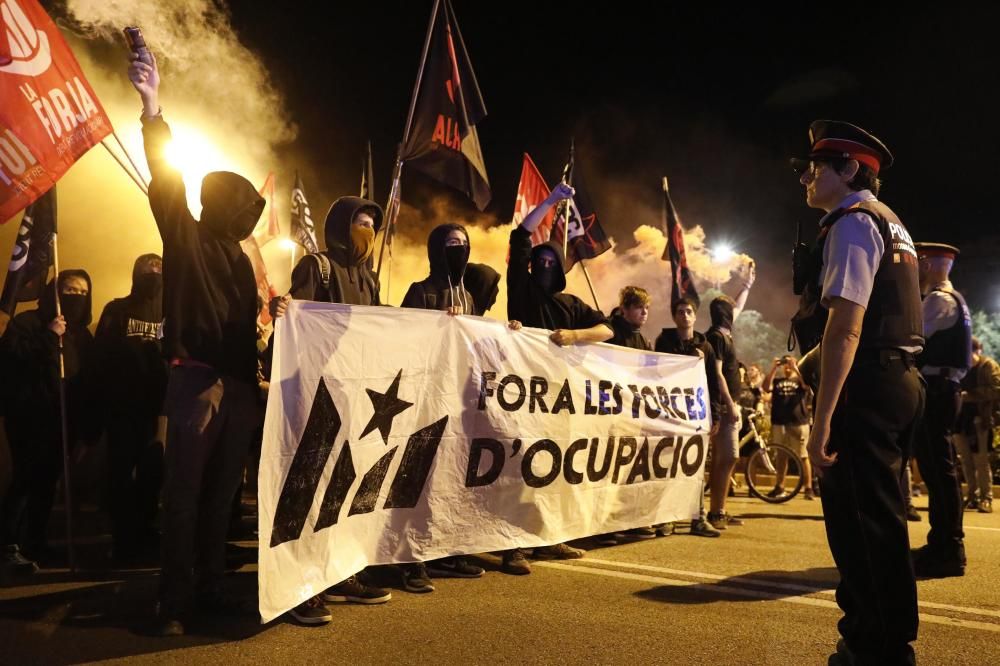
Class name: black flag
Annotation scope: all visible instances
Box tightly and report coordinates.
[360,141,375,200]
[661,178,700,309]
[401,0,490,210]
[551,145,611,271]
[0,186,56,315]
[290,172,319,254]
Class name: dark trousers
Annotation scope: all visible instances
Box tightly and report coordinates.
[820,354,924,665]
[159,365,257,612]
[913,376,965,560]
[106,415,164,554]
[1,418,62,558]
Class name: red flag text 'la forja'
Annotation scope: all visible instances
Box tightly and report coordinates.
[0,0,113,223]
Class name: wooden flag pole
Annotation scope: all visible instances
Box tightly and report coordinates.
[101,140,148,196]
[579,258,601,311]
[111,130,149,189]
[49,232,77,572]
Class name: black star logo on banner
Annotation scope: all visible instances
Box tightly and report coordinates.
[361,369,413,444]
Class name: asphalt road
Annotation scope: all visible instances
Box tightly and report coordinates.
[1,493,998,665]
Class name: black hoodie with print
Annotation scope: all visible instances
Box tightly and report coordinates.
[142,115,263,384]
[0,270,96,442]
[288,196,382,306]
[401,223,475,313]
[93,255,168,426]
[506,226,608,331]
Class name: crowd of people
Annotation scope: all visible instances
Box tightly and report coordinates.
[0,49,996,665]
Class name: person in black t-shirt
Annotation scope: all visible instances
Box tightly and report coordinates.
[763,356,814,499]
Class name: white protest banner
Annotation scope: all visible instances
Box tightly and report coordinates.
[259,302,710,622]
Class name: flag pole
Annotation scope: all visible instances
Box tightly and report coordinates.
[101,140,148,196]
[579,259,601,311]
[376,0,442,286]
[111,130,149,189]
[49,232,77,572]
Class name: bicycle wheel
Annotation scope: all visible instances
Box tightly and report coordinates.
[745,444,805,504]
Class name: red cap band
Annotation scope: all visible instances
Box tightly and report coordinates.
[812,138,882,174]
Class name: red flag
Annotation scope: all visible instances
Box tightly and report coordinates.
[240,235,277,326]
[0,0,113,223]
[511,153,554,246]
[252,172,280,246]
[661,178,700,309]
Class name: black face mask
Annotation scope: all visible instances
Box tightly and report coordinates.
[532,263,557,293]
[59,293,88,327]
[444,244,470,284]
[133,272,163,300]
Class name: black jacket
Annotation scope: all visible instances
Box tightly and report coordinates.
[608,308,652,351]
[142,115,263,384]
[288,196,382,306]
[655,328,721,412]
[506,226,608,331]
[464,263,501,316]
[93,256,168,425]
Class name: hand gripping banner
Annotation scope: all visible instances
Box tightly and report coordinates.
[259,303,710,621]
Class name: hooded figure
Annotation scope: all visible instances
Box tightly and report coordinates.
[0,269,97,562]
[464,263,501,316]
[93,254,168,560]
[401,223,475,313]
[507,226,608,331]
[287,196,383,306]
[142,116,263,384]
[706,296,740,413]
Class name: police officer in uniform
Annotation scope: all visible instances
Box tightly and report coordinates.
[911,242,972,578]
[793,120,924,665]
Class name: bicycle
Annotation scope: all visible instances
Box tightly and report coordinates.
[740,413,805,504]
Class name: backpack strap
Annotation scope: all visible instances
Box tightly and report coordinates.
[310,253,332,290]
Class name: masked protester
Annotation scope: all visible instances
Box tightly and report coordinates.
[503,182,613,574]
[130,53,264,636]
[268,195,392,625]
[402,224,475,314]
[93,254,168,563]
[0,270,96,576]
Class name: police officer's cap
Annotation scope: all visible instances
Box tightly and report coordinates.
[791,120,894,176]
[914,242,960,260]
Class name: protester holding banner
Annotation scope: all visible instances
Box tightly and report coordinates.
[401,223,476,315]
[270,195,394,621]
[0,269,96,574]
[129,53,265,636]
[608,286,652,351]
[655,297,729,538]
[92,254,167,563]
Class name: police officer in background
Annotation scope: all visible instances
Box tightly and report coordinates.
[793,120,924,665]
[911,242,972,578]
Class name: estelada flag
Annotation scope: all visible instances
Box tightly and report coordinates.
[661,178,700,309]
[401,0,490,211]
[252,172,281,247]
[0,184,54,314]
[550,146,611,271]
[511,153,554,246]
[0,0,112,223]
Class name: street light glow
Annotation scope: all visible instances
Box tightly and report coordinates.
[712,244,734,262]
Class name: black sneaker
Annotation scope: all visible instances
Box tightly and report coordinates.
[426,557,485,579]
[912,546,965,579]
[401,563,435,593]
[979,499,993,514]
[288,596,332,625]
[690,518,721,538]
[2,545,38,576]
[501,549,531,575]
[766,486,785,499]
[533,543,585,560]
[594,533,618,546]
[654,523,675,537]
[623,527,657,540]
[322,575,392,604]
[905,505,921,522]
[964,497,980,511]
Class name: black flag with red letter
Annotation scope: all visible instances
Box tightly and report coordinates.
[401,0,490,210]
[661,178,699,309]
[0,186,56,315]
[551,145,611,271]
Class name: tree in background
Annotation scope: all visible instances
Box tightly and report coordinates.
[697,287,788,366]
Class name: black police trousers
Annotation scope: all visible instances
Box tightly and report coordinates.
[913,376,965,560]
[820,352,924,665]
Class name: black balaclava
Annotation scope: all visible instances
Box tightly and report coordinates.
[131,253,163,301]
[531,252,558,293]
[529,241,567,295]
[444,244,470,284]
[39,269,93,330]
[710,297,734,330]
[199,171,266,242]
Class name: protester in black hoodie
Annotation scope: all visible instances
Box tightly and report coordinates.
[464,263,501,316]
[402,223,475,314]
[93,254,168,562]
[0,270,95,574]
[131,53,264,636]
[270,195,393,622]
[608,286,652,351]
